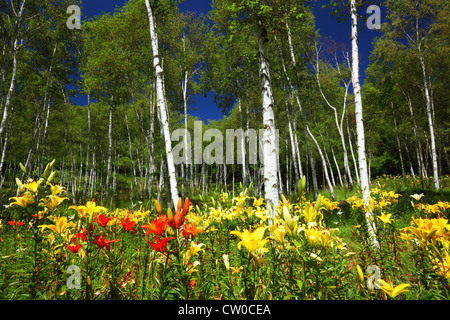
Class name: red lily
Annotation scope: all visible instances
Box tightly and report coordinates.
[66,244,82,254]
[8,221,24,227]
[119,212,136,234]
[146,236,175,253]
[180,223,203,240]
[72,230,86,242]
[140,215,169,236]
[94,235,118,251]
[96,213,115,228]
[172,197,190,230]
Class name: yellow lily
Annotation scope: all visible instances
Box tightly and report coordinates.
[269,223,287,246]
[184,242,205,264]
[377,278,410,298]
[9,194,34,208]
[23,179,43,193]
[303,227,322,246]
[40,195,69,211]
[319,228,336,247]
[47,183,66,196]
[40,216,71,234]
[432,250,450,279]
[69,200,107,220]
[377,212,394,225]
[281,205,298,235]
[230,226,269,252]
[302,203,319,227]
[230,266,243,274]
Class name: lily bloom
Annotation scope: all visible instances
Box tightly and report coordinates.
[95,213,115,228]
[69,201,107,220]
[119,212,136,233]
[94,235,118,251]
[377,278,410,299]
[140,215,169,236]
[48,183,66,196]
[230,226,268,252]
[40,195,69,211]
[172,198,190,230]
[9,194,34,208]
[377,212,394,225]
[180,223,204,239]
[23,179,43,193]
[66,244,82,254]
[146,236,175,253]
[7,221,25,227]
[40,216,72,234]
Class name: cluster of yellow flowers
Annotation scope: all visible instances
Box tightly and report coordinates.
[185,190,268,233]
[413,201,450,215]
[401,216,450,280]
[346,188,402,213]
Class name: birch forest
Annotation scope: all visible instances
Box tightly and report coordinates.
[0,0,449,301]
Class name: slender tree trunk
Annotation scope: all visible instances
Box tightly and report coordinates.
[257,20,279,217]
[105,103,113,205]
[238,99,248,189]
[350,0,378,248]
[62,86,76,204]
[307,125,335,199]
[125,112,136,210]
[83,94,91,203]
[0,39,18,139]
[417,42,439,189]
[145,0,179,209]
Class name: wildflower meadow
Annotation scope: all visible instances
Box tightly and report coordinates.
[1,161,449,301]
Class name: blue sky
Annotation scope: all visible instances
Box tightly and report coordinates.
[74,0,381,123]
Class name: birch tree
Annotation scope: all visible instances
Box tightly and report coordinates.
[144,0,179,209]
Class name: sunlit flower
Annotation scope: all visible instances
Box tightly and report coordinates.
[40,216,72,235]
[432,251,450,279]
[230,226,268,252]
[40,195,69,210]
[184,242,205,264]
[410,193,424,201]
[48,183,66,196]
[94,235,118,251]
[69,200,107,220]
[22,179,43,193]
[180,223,204,239]
[377,212,394,225]
[9,194,34,208]
[95,213,115,228]
[119,212,136,233]
[141,215,169,236]
[172,198,190,230]
[7,220,25,227]
[66,244,82,254]
[269,223,287,247]
[303,226,322,246]
[230,266,243,274]
[146,236,175,253]
[377,278,410,298]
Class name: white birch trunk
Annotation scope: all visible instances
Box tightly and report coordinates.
[350,0,379,248]
[418,44,439,189]
[258,22,279,217]
[145,0,179,209]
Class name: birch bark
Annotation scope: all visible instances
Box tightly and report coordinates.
[145,0,179,209]
[350,0,379,248]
